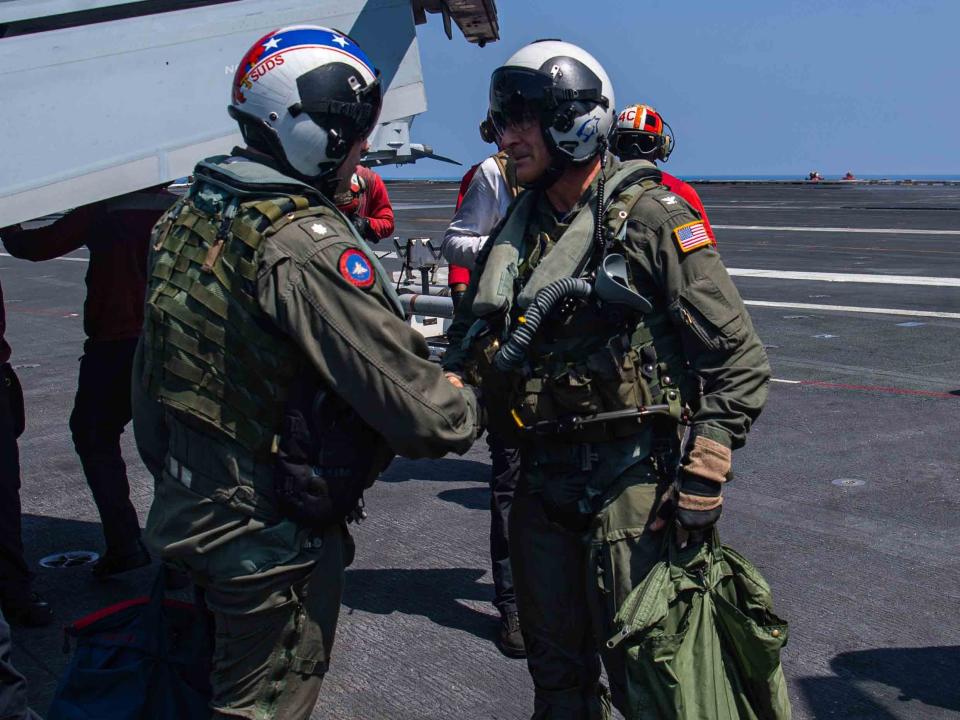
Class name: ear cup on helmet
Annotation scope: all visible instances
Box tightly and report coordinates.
[479,118,497,144]
[552,105,577,134]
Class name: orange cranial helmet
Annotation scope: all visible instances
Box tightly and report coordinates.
[612,104,674,162]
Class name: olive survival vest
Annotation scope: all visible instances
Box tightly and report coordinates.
[469,160,696,443]
[142,156,373,458]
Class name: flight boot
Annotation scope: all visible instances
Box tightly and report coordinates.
[497,609,526,658]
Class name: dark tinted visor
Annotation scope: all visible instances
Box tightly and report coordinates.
[489,67,554,134]
[614,130,659,156]
[295,65,382,138]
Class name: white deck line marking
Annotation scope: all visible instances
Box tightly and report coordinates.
[728,268,960,286]
[771,378,801,384]
[393,203,453,210]
[705,204,840,210]
[1,252,88,262]
[744,300,960,319]
[714,224,960,235]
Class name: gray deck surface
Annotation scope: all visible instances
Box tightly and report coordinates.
[2,180,958,719]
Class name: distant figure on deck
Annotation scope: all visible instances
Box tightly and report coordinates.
[442,113,520,308]
[612,104,716,246]
[808,170,824,182]
[1,186,175,579]
[0,277,52,628]
[842,171,857,181]
[441,114,526,659]
[334,145,395,242]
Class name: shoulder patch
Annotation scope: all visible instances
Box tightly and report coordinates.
[338,248,376,289]
[658,194,679,207]
[673,220,712,254]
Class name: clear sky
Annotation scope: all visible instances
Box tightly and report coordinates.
[383,0,959,179]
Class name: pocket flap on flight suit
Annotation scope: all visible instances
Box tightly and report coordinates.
[671,274,746,351]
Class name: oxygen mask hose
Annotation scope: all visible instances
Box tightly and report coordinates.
[494,142,613,373]
[493,277,593,372]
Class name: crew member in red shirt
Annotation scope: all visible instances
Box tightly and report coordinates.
[611,104,716,246]
[446,165,479,308]
[2,186,175,579]
[334,162,395,242]
[446,114,517,309]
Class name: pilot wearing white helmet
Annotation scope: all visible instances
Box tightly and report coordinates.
[443,39,771,719]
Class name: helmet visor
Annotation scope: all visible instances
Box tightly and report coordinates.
[613,130,660,158]
[489,67,555,135]
[295,65,383,139]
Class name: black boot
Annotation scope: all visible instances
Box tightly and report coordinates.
[497,610,526,658]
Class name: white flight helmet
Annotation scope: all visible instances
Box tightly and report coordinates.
[489,39,615,166]
[228,25,381,185]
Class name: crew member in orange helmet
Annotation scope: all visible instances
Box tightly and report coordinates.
[611,104,716,246]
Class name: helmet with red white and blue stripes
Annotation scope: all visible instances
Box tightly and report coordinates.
[228,25,381,184]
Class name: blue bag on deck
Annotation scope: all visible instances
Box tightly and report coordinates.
[48,570,212,720]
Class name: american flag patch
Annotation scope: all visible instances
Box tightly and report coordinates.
[673,221,711,253]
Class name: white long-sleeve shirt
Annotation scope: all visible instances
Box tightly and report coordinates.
[441,155,513,270]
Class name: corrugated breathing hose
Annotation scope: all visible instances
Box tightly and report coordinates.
[493,277,593,372]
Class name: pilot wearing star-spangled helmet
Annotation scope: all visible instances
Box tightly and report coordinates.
[132,25,483,718]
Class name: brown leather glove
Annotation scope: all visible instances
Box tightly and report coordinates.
[652,435,731,532]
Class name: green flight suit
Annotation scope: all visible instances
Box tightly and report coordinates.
[133,156,480,720]
[444,158,770,720]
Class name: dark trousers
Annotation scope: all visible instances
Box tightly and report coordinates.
[487,431,521,615]
[0,364,30,604]
[510,460,663,719]
[0,609,40,720]
[69,338,142,554]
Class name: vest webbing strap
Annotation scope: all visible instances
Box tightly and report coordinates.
[162,355,264,421]
[162,309,283,375]
[161,388,269,451]
[493,152,520,199]
[153,294,226,347]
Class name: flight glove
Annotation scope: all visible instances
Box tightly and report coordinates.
[351,215,378,243]
[654,435,731,532]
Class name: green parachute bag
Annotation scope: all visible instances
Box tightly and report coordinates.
[606,529,792,720]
